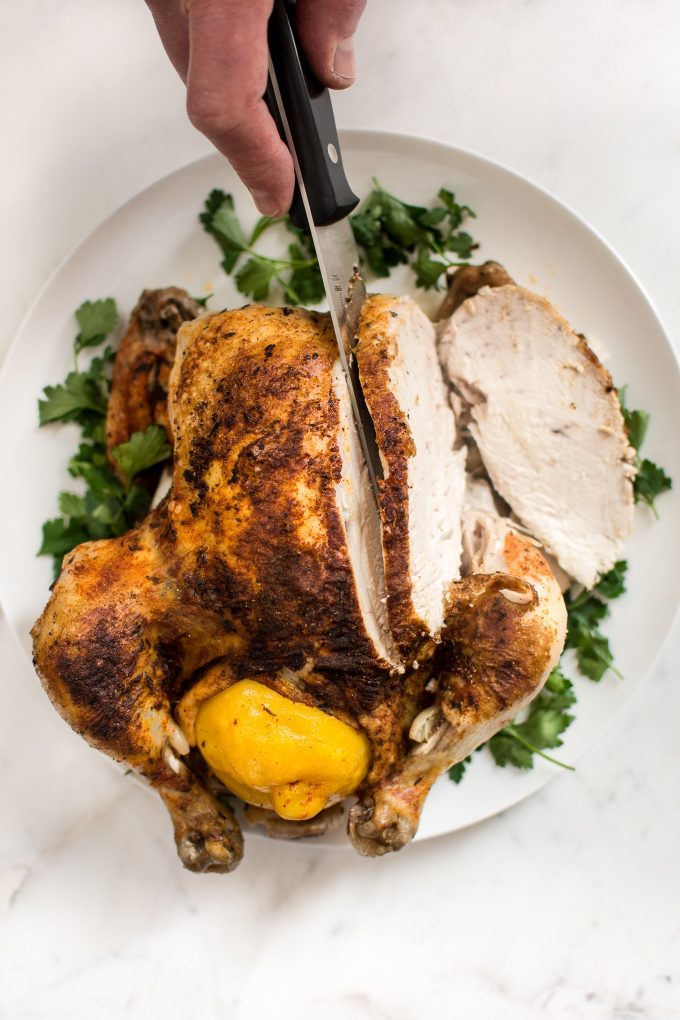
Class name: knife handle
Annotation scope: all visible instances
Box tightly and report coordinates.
[265,0,359,229]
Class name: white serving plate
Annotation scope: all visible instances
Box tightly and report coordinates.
[0,130,678,846]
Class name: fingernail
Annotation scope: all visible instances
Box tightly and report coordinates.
[252,189,282,216]
[333,37,356,81]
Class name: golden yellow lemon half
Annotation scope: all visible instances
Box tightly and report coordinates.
[195,680,371,820]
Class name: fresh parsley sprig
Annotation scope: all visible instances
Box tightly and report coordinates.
[199,182,479,304]
[112,426,172,484]
[74,298,118,356]
[350,181,478,289]
[38,299,171,578]
[619,386,672,516]
[563,562,628,682]
[199,190,325,305]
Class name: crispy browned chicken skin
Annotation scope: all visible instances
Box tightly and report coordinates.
[105,287,201,478]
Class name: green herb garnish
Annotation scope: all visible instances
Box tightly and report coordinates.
[351,182,477,289]
[112,425,171,484]
[38,371,108,427]
[634,459,672,515]
[199,190,324,305]
[447,755,472,784]
[74,298,118,355]
[38,299,169,578]
[563,562,628,682]
[619,386,672,515]
[199,182,478,304]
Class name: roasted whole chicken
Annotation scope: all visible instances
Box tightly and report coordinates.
[32,265,635,872]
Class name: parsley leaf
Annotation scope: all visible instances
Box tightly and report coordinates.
[38,371,108,425]
[74,298,118,354]
[564,562,628,681]
[200,190,247,273]
[437,188,475,223]
[200,190,321,303]
[38,517,91,558]
[594,560,627,600]
[575,631,617,682]
[235,256,282,302]
[447,755,472,784]
[619,389,649,452]
[445,231,477,259]
[635,459,672,515]
[619,386,672,515]
[283,244,325,305]
[348,180,479,291]
[412,248,448,290]
[111,425,171,483]
[565,597,614,682]
[58,491,87,519]
[487,729,534,770]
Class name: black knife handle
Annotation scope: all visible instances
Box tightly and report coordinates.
[265,0,359,229]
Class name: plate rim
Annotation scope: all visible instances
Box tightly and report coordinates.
[1,128,678,846]
[3,128,678,389]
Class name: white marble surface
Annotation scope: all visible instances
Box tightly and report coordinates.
[1,1,679,1017]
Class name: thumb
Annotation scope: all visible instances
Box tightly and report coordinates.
[295,0,367,89]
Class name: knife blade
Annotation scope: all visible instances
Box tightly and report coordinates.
[265,0,383,498]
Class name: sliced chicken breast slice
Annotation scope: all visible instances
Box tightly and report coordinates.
[356,295,466,657]
[333,360,400,669]
[438,285,636,589]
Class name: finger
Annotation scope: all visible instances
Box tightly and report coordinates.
[295,0,367,89]
[185,0,294,215]
[145,0,190,81]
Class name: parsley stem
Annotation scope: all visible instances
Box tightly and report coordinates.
[644,496,660,520]
[247,215,287,247]
[504,725,575,771]
[243,247,316,271]
[566,588,589,610]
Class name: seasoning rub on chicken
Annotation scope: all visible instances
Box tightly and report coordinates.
[33,266,632,872]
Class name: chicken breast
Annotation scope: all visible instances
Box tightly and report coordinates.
[356,295,466,657]
[438,285,636,588]
[169,304,398,674]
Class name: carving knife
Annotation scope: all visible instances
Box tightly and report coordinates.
[265,0,383,499]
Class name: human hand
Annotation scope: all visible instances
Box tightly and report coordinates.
[145,0,366,215]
